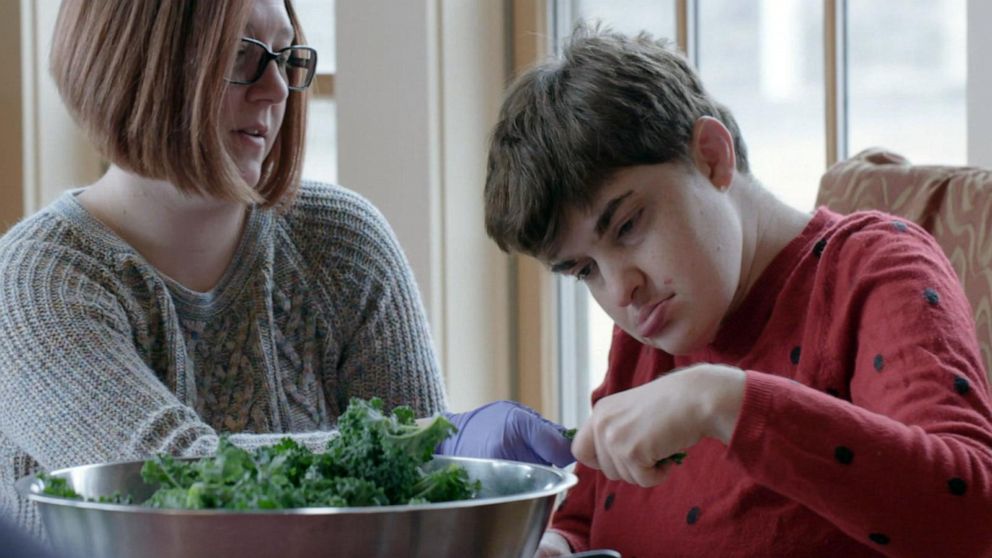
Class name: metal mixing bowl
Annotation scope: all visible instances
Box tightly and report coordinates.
[17,455,577,558]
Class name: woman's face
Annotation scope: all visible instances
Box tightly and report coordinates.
[221,0,293,188]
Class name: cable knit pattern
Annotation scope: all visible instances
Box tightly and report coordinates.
[0,181,447,534]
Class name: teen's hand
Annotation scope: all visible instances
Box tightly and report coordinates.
[436,401,575,467]
[572,363,745,487]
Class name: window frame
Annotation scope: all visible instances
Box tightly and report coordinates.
[521,0,971,425]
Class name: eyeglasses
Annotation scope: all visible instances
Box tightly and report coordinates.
[226,37,318,92]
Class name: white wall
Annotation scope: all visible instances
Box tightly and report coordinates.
[967,0,992,167]
[336,1,513,410]
[438,2,514,410]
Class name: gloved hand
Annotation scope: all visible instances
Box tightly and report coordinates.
[436,400,575,467]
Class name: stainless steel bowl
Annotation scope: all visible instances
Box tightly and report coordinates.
[17,455,577,558]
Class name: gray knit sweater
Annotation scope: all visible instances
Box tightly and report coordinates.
[0,181,448,533]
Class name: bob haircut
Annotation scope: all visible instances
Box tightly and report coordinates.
[49,0,309,207]
[485,24,749,258]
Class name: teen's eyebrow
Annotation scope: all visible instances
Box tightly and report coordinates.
[594,191,634,237]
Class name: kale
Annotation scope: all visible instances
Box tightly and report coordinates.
[38,474,80,499]
[319,397,467,504]
[39,397,478,510]
[657,452,688,466]
[38,473,132,504]
[409,464,477,503]
[144,399,478,509]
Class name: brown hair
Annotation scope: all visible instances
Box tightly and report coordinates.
[49,0,309,207]
[485,24,749,257]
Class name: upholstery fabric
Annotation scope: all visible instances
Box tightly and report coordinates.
[817,148,992,381]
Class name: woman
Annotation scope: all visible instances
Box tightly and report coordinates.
[0,0,571,536]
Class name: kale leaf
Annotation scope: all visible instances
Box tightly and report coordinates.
[657,451,688,466]
[76,397,478,510]
[38,398,478,509]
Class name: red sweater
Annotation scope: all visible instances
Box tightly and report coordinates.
[551,208,992,558]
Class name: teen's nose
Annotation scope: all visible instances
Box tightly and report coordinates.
[247,58,290,104]
[606,265,642,308]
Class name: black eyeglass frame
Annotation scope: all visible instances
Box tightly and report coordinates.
[226,37,319,92]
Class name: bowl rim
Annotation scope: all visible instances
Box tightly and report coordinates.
[16,455,578,516]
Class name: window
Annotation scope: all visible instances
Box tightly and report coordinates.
[698,0,825,210]
[552,0,968,425]
[847,0,966,164]
[295,0,338,184]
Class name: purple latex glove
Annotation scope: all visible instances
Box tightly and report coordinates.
[436,401,575,467]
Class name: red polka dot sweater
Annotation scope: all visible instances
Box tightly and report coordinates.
[551,208,992,557]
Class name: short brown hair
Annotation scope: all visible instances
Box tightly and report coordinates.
[485,24,749,257]
[50,0,309,207]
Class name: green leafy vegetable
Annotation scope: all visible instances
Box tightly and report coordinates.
[42,397,479,510]
[39,473,80,499]
[562,428,578,441]
[656,451,688,466]
[38,473,132,504]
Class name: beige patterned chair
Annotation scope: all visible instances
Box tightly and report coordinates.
[817,148,992,383]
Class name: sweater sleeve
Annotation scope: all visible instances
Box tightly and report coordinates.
[0,240,336,471]
[728,222,992,557]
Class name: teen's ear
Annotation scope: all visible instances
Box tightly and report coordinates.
[689,116,736,190]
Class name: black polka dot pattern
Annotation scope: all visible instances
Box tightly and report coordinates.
[813,238,827,258]
[924,288,940,305]
[604,493,615,511]
[891,220,908,232]
[790,346,801,365]
[948,477,967,496]
[954,376,971,396]
[873,354,884,372]
[834,446,854,465]
[686,506,701,525]
[869,533,891,545]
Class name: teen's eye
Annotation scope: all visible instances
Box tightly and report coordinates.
[575,263,595,281]
[617,209,642,239]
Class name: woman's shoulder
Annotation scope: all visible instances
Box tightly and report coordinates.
[286,180,388,225]
[0,193,133,305]
[0,192,109,262]
[279,180,401,251]
[0,190,144,277]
